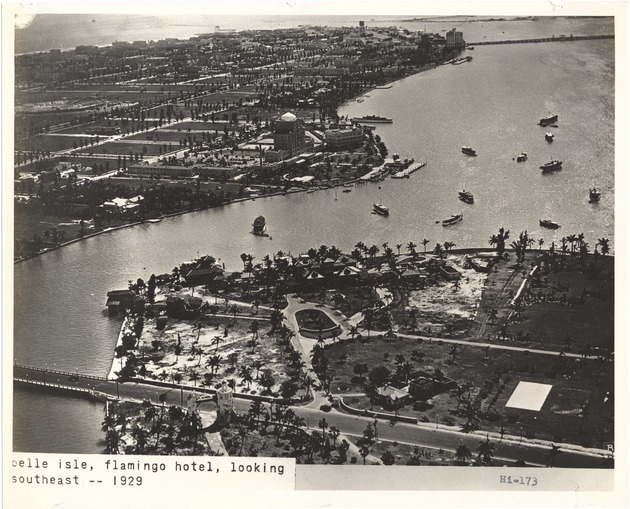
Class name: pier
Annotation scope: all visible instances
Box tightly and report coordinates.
[467,34,613,46]
[391,161,427,179]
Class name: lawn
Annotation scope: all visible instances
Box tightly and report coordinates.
[15,134,79,153]
[325,334,613,448]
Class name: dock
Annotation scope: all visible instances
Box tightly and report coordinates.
[391,161,427,179]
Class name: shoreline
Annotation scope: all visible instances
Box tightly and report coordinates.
[13,58,458,265]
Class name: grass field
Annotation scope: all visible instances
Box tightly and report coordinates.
[326,333,613,448]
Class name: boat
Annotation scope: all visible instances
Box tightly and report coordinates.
[540,219,561,229]
[545,132,554,141]
[589,187,602,203]
[461,146,477,156]
[343,189,352,193]
[373,203,389,216]
[516,152,528,162]
[442,213,463,226]
[458,190,474,204]
[252,215,267,235]
[352,115,393,123]
[539,114,558,126]
[357,99,364,103]
[540,159,562,172]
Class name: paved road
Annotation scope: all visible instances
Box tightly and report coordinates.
[14,366,612,468]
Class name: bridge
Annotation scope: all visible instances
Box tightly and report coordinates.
[467,34,614,46]
[13,363,276,409]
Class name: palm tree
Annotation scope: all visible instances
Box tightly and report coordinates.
[422,238,429,253]
[490,228,510,256]
[240,366,253,389]
[538,238,545,250]
[455,442,473,464]
[407,241,417,257]
[207,354,222,375]
[252,359,264,380]
[193,320,204,343]
[566,233,578,260]
[597,238,610,269]
[477,435,495,464]
[211,335,225,352]
[433,243,444,259]
[395,243,403,256]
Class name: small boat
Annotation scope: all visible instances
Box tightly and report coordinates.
[468,46,475,50]
[516,152,528,162]
[540,159,562,172]
[545,132,554,142]
[342,189,352,193]
[540,219,560,229]
[458,190,474,204]
[252,215,267,235]
[373,203,389,216]
[462,146,477,156]
[357,99,364,103]
[589,187,602,203]
[442,213,463,226]
[539,114,558,126]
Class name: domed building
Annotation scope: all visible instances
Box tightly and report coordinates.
[273,111,306,158]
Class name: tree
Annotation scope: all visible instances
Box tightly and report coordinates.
[258,368,276,394]
[368,365,391,388]
[381,450,396,465]
[353,363,369,380]
[477,435,495,464]
[455,442,473,464]
[490,228,510,256]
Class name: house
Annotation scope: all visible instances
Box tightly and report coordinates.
[466,256,495,273]
[105,289,136,316]
[376,385,413,408]
[99,195,144,218]
[408,371,457,401]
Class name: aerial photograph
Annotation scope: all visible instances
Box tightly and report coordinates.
[10,6,618,478]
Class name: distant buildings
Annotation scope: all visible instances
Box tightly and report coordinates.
[446,29,464,47]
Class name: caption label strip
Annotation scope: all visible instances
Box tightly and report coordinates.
[9,454,295,492]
